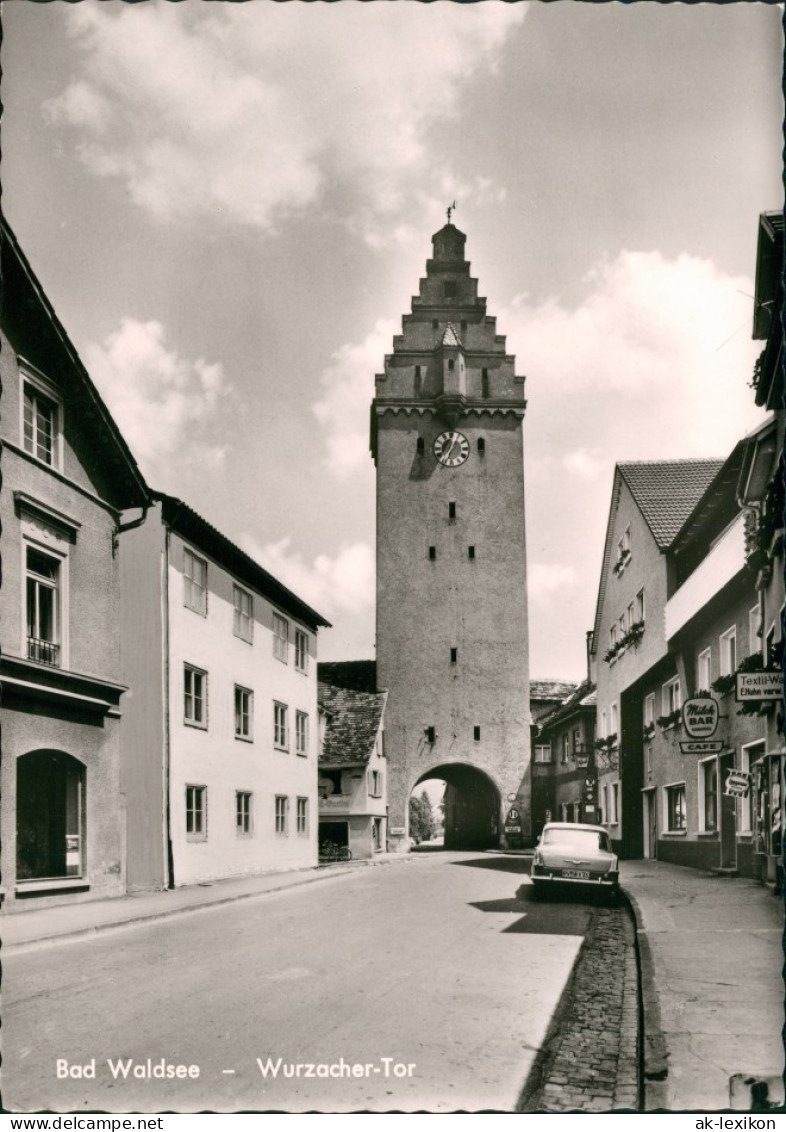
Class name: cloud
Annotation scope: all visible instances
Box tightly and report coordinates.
[43,3,525,236]
[313,319,397,479]
[84,318,232,486]
[239,534,375,622]
[528,563,578,601]
[507,250,764,461]
[562,447,603,481]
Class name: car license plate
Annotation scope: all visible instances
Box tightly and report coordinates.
[562,869,590,880]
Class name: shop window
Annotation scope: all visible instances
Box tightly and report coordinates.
[16,750,85,880]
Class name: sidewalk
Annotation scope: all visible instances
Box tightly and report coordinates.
[1,853,411,954]
[620,859,785,1112]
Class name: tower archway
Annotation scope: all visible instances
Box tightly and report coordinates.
[411,763,501,850]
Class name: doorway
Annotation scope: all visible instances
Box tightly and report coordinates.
[17,750,85,881]
[719,753,737,869]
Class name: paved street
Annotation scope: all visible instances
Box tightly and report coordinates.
[4,852,601,1113]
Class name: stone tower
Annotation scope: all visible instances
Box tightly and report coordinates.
[371,222,532,851]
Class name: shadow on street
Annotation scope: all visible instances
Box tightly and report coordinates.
[451,854,532,874]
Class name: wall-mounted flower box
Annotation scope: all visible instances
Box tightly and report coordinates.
[612,549,632,577]
[656,710,682,731]
[642,723,655,742]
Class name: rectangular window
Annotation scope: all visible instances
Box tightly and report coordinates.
[23,381,59,466]
[662,677,681,717]
[295,629,309,673]
[426,726,436,744]
[561,734,569,764]
[450,647,458,663]
[275,795,289,835]
[233,585,254,642]
[599,785,607,824]
[610,702,619,738]
[665,783,687,832]
[644,693,655,728]
[295,711,309,757]
[368,769,383,797]
[697,648,711,692]
[274,702,289,750]
[534,744,552,764]
[623,525,631,553]
[26,545,61,666]
[473,725,481,742]
[183,548,208,616]
[627,601,635,628]
[186,785,207,840]
[600,710,607,739]
[449,502,456,520]
[236,791,252,836]
[273,612,289,662]
[749,605,762,655]
[429,546,437,561]
[234,686,253,740]
[636,589,645,622]
[184,665,207,728]
[700,759,718,832]
[719,626,737,677]
[611,783,619,823]
[468,546,475,560]
[296,797,309,835]
[609,625,617,649]
[619,613,627,637]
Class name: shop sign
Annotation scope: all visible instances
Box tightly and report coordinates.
[724,770,751,798]
[682,696,719,738]
[679,740,724,754]
[736,672,783,701]
[390,827,405,836]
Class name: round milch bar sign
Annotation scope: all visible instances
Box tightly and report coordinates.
[682,696,719,739]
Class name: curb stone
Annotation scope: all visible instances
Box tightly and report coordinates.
[621,886,669,1110]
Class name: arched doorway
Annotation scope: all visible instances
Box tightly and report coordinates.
[411,764,501,850]
[16,750,85,881]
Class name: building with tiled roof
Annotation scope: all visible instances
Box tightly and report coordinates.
[618,460,725,549]
[531,679,598,839]
[317,662,388,859]
[530,678,581,723]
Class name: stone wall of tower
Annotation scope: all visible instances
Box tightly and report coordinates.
[372,224,532,849]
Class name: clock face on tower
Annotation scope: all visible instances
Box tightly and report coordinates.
[434,430,470,468]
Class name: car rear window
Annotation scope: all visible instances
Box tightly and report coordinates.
[542,828,610,852]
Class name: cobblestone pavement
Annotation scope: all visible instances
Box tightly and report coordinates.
[519,900,640,1112]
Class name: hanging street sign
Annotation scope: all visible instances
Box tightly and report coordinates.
[736,672,782,702]
[724,770,751,798]
[679,740,724,754]
[682,696,719,738]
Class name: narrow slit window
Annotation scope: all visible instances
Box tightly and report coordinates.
[450,647,458,663]
[425,726,436,744]
[468,546,475,560]
[428,546,436,561]
[477,438,485,456]
[482,368,490,398]
[473,726,481,742]
[417,437,425,456]
[448,502,456,520]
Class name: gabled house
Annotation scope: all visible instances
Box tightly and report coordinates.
[591,459,724,856]
[317,661,388,858]
[0,219,150,909]
[531,681,597,842]
[118,494,330,889]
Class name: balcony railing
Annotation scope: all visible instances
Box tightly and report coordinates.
[27,637,60,666]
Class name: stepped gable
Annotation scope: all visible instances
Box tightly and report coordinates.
[372,222,526,430]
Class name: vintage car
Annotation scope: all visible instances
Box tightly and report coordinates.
[530,822,619,896]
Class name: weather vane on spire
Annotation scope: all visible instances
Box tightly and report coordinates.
[447,200,457,224]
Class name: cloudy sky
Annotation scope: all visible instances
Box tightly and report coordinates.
[3,1,782,679]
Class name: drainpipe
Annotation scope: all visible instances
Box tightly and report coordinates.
[113,505,150,556]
